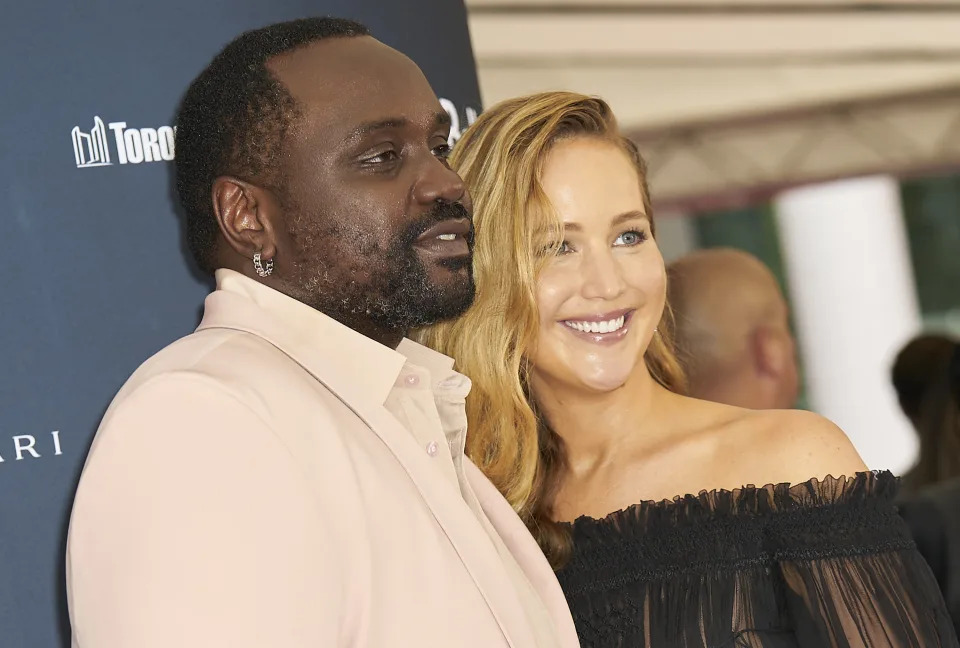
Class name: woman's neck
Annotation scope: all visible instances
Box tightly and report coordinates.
[532,363,676,472]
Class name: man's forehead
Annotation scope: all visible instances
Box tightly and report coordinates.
[267,36,438,116]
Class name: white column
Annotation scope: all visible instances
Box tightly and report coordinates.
[774,176,921,474]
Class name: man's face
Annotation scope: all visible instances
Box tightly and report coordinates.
[266,37,475,341]
[773,296,801,409]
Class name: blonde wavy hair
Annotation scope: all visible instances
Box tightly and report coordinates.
[417,91,685,568]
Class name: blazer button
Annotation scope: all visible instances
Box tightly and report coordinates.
[426,441,439,457]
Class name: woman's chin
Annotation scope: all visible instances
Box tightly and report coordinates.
[577,371,632,394]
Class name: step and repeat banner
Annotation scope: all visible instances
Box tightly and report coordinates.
[0,2,481,645]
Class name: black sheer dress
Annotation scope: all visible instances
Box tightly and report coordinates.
[556,471,959,647]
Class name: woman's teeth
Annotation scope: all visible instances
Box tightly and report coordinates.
[563,315,626,334]
[436,233,457,241]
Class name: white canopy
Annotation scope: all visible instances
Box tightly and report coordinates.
[466,0,960,207]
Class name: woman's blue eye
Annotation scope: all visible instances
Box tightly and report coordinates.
[616,230,648,246]
[540,241,572,256]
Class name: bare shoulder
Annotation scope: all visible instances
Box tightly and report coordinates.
[659,393,869,489]
[741,409,868,484]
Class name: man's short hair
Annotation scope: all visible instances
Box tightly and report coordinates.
[174,17,370,274]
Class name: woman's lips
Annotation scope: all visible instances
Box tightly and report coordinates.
[559,309,635,344]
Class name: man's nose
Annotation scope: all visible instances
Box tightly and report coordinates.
[413,154,466,206]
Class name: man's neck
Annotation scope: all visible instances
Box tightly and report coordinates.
[261,274,407,350]
[373,331,405,350]
[338,319,404,350]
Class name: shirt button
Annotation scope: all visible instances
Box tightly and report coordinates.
[426,441,439,457]
[404,374,420,387]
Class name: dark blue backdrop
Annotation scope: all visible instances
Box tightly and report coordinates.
[0,2,481,645]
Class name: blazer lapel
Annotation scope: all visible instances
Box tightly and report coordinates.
[197,288,537,648]
[466,461,581,648]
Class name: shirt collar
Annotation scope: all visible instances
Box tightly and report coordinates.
[397,338,455,378]
[205,269,460,405]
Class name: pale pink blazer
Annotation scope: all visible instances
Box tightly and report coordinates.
[66,271,580,648]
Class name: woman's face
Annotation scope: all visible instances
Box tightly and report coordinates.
[529,137,665,395]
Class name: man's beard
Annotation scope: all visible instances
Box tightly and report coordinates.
[287,202,476,338]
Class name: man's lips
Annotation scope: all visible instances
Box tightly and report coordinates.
[416,218,472,242]
[413,218,472,257]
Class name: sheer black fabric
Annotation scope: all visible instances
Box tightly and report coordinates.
[898,477,960,636]
[556,471,959,647]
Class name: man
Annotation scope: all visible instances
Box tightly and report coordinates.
[667,247,799,410]
[66,18,578,648]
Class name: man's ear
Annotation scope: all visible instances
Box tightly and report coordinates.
[753,325,788,379]
[211,176,279,262]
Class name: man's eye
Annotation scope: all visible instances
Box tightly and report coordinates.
[433,144,452,159]
[362,150,399,164]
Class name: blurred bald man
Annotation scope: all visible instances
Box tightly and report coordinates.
[667,248,800,410]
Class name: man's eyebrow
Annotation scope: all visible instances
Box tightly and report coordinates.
[434,110,451,128]
[344,111,451,144]
[347,118,408,142]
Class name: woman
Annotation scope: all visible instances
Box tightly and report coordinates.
[418,91,958,647]
[892,334,960,493]
[895,338,960,633]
